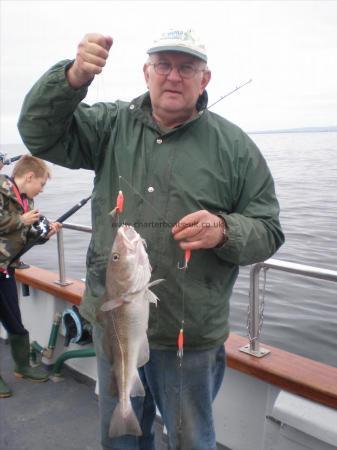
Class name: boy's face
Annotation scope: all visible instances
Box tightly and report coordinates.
[25,172,49,199]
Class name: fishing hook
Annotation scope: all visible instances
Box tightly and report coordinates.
[177,249,191,270]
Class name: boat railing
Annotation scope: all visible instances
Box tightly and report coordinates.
[55,222,92,286]
[55,222,337,358]
[242,258,337,358]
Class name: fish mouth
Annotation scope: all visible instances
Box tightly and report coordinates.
[118,225,141,250]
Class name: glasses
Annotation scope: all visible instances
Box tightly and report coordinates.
[149,62,205,79]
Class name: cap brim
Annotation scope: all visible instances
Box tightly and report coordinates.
[147,45,207,62]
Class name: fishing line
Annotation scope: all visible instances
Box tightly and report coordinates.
[95,72,125,225]
[118,175,171,228]
[181,78,252,446]
[176,248,191,450]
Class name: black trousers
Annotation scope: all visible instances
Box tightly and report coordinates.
[0,270,28,335]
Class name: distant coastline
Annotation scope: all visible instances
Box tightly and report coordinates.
[249,125,337,135]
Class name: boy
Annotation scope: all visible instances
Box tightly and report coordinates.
[0,155,61,398]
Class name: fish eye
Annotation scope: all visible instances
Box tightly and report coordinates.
[111,252,120,262]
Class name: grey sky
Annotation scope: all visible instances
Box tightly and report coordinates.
[1,0,337,143]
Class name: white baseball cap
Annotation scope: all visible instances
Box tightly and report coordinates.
[147,29,207,62]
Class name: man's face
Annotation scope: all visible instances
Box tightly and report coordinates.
[143,51,211,124]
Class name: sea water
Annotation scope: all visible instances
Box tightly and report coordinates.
[1,131,336,367]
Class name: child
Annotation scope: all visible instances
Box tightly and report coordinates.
[0,155,61,398]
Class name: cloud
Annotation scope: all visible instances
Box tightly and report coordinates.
[1,1,337,143]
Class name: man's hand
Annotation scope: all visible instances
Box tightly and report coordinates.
[67,33,113,89]
[172,210,227,250]
[20,209,40,226]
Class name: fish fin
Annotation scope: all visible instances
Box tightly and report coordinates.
[130,372,145,397]
[109,403,142,438]
[100,298,125,312]
[137,337,150,368]
[145,289,159,306]
[148,278,165,288]
[146,279,164,306]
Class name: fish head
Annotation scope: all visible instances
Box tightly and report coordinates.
[105,225,152,300]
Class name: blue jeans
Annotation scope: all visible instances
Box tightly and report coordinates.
[94,326,226,450]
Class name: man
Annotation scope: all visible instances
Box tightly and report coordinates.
[18,29,284,450]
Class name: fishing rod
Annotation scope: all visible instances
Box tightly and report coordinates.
[55,195,92,223]
[208,78,252,109]
[10,195,92,265]
[0,153,23,165]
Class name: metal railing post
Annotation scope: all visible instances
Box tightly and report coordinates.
[250,263,261,353]
[240,263,270,358]
[55,228,72,286]
[239,258,337,358]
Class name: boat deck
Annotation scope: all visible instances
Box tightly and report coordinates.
[0,338,229,450]
[0,338,101,450]
[0,338,170,450]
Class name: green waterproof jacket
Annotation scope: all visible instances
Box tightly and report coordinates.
[0,175,35,269]
[18,60,284,350]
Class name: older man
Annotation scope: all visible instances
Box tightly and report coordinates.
[18,29,284,450]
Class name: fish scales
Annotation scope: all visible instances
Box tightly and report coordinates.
[99,225,160,438]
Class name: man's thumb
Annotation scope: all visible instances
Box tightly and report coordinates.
[104,36,113,51]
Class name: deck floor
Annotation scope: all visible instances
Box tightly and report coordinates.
[0,338,172,450]
[0,338,101,450]
[1,338,229,450]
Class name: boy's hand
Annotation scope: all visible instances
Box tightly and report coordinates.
[20,209,40,225]
[46,221,62,238]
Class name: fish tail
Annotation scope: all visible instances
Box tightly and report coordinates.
[109,402,142,437]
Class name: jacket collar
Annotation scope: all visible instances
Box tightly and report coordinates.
[0,174,32,210]
[130,91,208,133]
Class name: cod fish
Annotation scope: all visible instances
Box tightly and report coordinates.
[99,225,161,438]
